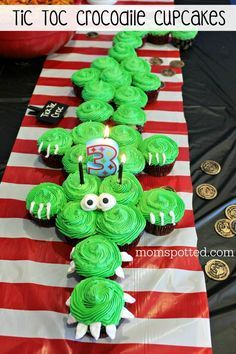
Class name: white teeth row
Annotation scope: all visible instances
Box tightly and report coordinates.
[38,142,59,157]
[149,210,176,226]
[148,152,166,165]
[29,201,51,220]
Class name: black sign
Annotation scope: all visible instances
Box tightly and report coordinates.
[28,101,69,124]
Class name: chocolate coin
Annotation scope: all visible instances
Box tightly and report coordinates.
[196,184,217,200]
[200,160,221,175]
[160,186,176,192]
[205,259,230,281]
[229,219,236,234]
[161,68,176,77]
[225,205,236,220]
[86,32,98,38]
[149,57,163,65]
[214,219,235,238]
[170,60,185,68]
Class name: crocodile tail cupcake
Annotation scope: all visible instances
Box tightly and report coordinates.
[100,66,132,89]
[132,72,162,104]
[37,128,73,168]
[138,188,185,236]
[112,104,147,132]
[147,31,170,45]
[119,146,145,176]
[91,56,119,71]
[71,68,100,97]
[62,144,87,175]
[82,80,115,103]
[108,42,137,62]
[171,31,198,50]
[113,31,143,49]
[114,85,148,108]
[110,125,142,148]
[66,277,136,340]
[71,122,105,145]
[26,182,67,226]
[120,56,151,75]
[140,134,179,176]
[76,100,114,124]
[68,235,133,279]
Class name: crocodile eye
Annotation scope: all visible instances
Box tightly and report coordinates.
[98,193,116,211]
[80,194,99,211]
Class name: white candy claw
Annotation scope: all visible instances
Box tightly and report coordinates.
[67,313,77,325]
[90,322,101,340]
[121,307,134,319]
[106,324,116,340]
[65,297,71,307]
[115,266,125,279]
[124,293,136,304]
[70,247,75,259]
[67,261,75,274]
[120,252,133,262]
[75,323,88,340]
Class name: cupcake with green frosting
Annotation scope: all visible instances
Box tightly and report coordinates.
[26,182,67,225]
[67,277,136,340]
[138,188,185,236]
[108,42,137,62]
[76,100,114,124]
[100,66,132,89]
[62,144,87,175]
[112,104,147,132]
[99,172,143,206]
[71,68,100,97]
[120,56,151,75]
[119,146,145,175]
[82,80,115,103]
[37,128,73,168]
[71,122,105,145]
[63,172,101,202]
[132,72,162,104]
[113,31,143,49]
[171,31,198,50]
[140,134,179,176]
[91,56,119,71]
[147,31,170,45]
[114,85,148,108]
[110,125,142,148]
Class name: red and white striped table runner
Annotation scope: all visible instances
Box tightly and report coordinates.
[0,29,212,353]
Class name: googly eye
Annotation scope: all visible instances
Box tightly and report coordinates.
[80,194,99,211]
[98,193,116,211]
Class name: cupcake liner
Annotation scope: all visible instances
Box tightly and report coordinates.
[137,125,144,133]
[29,214,56,227]
[146,221,175,236]
[146,89,160,104]
[73,83,83,98]
[56,228,88,246]
[118,230,144,252]
[171,38,193,50]
[40,153,63,169]
[79,273,118,281]
[144,160,176,177]
[147,33,170,45]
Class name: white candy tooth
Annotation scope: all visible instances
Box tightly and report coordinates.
[106,324,116,340]
[70,247,75,259]
[121,307,134,319]
[115,266,125,279]
[65,297,71,307]
[75,323,88,340]
[120,252,133,262]
[67,313,77,325]
[124,293,136,304]
[67,261,75,274]
[90,322,101,340]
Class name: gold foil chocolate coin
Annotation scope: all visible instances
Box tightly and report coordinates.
[200,160,221,175]
[196,184,217,200]
[161,68,176,77]
[160,186,176,192]
[225,205,236,220]
[86,32,98,38]
[214,219,235,238]
[149,57,163,65]
[229,219,236,234]
[170,60,185,68]
[205,259,230,281]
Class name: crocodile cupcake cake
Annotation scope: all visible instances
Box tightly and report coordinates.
[71,68,100,97]
[112,104,147,132]
[76,100,114,124]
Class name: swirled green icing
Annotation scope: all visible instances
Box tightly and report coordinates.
[26,182,67,220]
[171,31,198,40]
[56,201,97,239]
[91,56,119,71]
[138,188,185,226]
[113,32,143,49]
[82,80,115,102]
[120,56,151,74]
[70,277,124,325]
[112,104,146,126]
[71,235,122,278]
[71,68,100,88]
[132,72,161,92]
[140,134,179,166]
[99,172,143,206]
[37,128,73,156]
[62,172,101,202]
[71,122,105,145]
[119,146,145,175]
[110,125,142,148]
[76,100,114,123]
[108,42,137,62]
[149,31,170,36]
[96,204,145,246]
[114,86,148,108]
[131,31,148,38]
[62,144,87,174]
[100,66,132,89]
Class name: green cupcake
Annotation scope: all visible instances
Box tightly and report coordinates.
[120,56,151,75]
[26,182,67,222]
[119,146,145,175]
[76,100,114,123]
[82,80,115,103]
[71,68,100,88]
[108,42,137,62]
[100,66,132,89]
[114,85,148,108]
[91,56,119,71]
[113,31,143,49]
[132,72,161,92]
[37,128,73,157]
[71,122,105,145]
[171,31,198,40]
[112,104,146,127]
[99,172,143,206]
[63,172,101,202]
[110,125,142,148]
[62,144,87,174]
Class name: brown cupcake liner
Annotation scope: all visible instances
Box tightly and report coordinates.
[144,160,176,177]
[78,273,118,281]
[147,33,170,45]
[73,83,83,98]
[146,221,175,236]
[56,228,89,246]
[40,152,63,169]
[146,89,160,104]
[118,230,144,252]
[29,213,56,227]
[171,38,193,50]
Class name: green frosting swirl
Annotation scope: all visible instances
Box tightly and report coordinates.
[131,31,148,38]
[113,32,143,49]
[71,122,105,145]
[171,31,198,40]
[114,85,148,108]
[62,144,87,174]
[71,235,122,278]
[100,66,132,89]
[26,182,67,220]
[70,277,124,325]
[99,172,143,206]
[140,134,179,166]
[110,125,142,148]
[132,72,161,92]
[108,42,137,62]
[56,201,97,239]
[91,56,119,71]
[76,100,114,123]
[71,68,100,88]
[119,146,145,175]
[120,56,151,74]
[62,172,101,202]
[112,104,146,126]
[138,188,185,226]
[82,80,115,102]
[96,204,145,246]
[37,128,73,156]
[149,31,169,36]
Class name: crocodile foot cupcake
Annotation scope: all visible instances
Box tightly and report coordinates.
[113,31,143,49]
[114,85,148,108]
[120,56,151,75]
[71,68,100,97]
[138,188,185,236]
[66,277,136,340]
[91,56,119,71]
[71,122,105,145]
[108,42,137,62]
[26,182,67,226]
[112,104,146,132]
[68,235,133,280]
[37,128,73,168]
[171,31,198,50]
[110,125,142,148]
[76,100,114,124]
[147,31,170,45]
[140,134,179,176]
[119,146,145,176]
[132,72,162,104]
[100,66,132,89]
[62,144,87,175]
